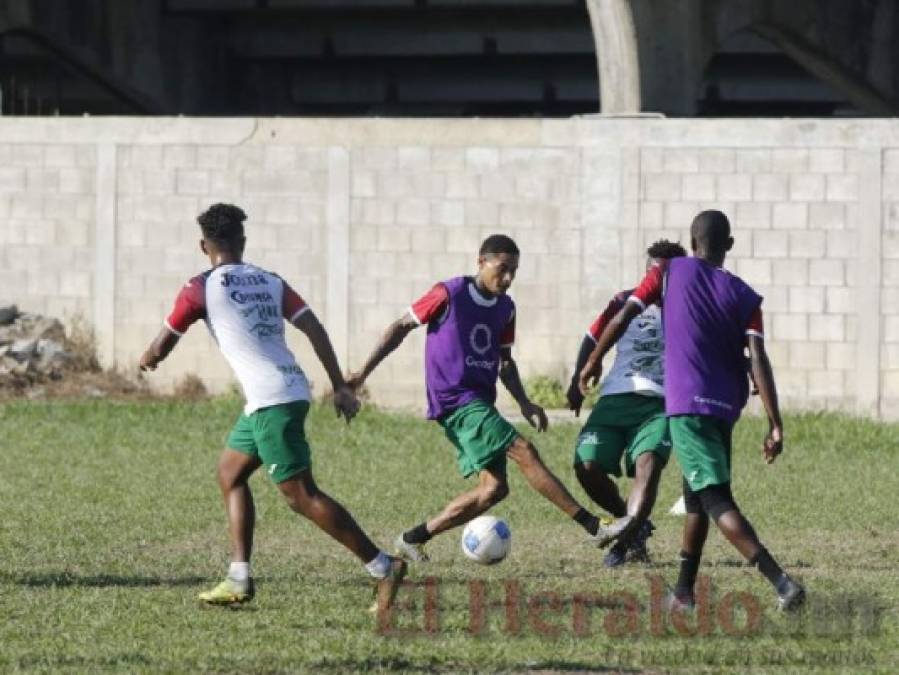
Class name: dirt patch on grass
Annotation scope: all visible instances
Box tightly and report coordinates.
[0,307,201,402]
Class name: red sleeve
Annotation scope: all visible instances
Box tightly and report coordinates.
[629,260,667,309]
[282,281,309,323]
[410,283,449,324]
[745,307,764,338]
[587,291,630,341]
[165,276,206,336]
[500,308,515,347]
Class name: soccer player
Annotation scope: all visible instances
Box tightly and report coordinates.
[566,240,687,568]
[579,210,805,611]
[348,234,630,563]
[139,203,406,610]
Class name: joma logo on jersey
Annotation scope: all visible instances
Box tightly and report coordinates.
[221,273,268,288]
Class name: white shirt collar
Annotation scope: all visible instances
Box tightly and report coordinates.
[468,280,497,307]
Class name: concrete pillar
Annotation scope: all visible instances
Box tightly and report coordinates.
[585,0,642,113]
[93,143,117,370]
[325,146,350,369]
[855,148,883,417]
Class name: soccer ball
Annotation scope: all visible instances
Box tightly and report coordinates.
[461,515,511,565]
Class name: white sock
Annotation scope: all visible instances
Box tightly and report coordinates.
[365,551,391,579]
[228,561,250,583]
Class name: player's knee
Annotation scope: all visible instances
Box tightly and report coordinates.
[509,437,539,465]
[635,452,660,475]
[483,480,509,505]
[574,461,598,486]
[696,483,739,521]
[216,462,243,490]
[278,474,315,513]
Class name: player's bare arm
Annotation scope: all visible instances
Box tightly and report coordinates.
[578,302,642,396]
[748,334,784,464]
[566,336,596,416]
[139,327,180,371]
[294,310,360,422]
[348,312,418,388]
[499,347,548,432]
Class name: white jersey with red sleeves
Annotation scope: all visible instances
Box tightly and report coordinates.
[587,290,664,397]
[165,262,311,414]
[628,259,765,337]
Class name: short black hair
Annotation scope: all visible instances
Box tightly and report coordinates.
[646,239,687,260]
[690,210,731,251]
[197,203,246,246]
[479,234,519,257]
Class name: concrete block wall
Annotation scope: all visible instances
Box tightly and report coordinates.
[3,117,899,418]
[637,146,860,412]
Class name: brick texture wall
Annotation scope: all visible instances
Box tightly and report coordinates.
[2,118,896,418]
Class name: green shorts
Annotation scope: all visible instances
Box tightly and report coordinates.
[669,414,733,491]
[574,393,671,478]
[226,400,312,484]
[439,399,520,478]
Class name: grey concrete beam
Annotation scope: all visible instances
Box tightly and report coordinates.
[585,0,641,113]
[751,23,898,116]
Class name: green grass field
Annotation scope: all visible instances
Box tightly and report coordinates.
[1,398,897,673]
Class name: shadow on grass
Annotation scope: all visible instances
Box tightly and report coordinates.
[312,657,639,673]
[2,571,208,588]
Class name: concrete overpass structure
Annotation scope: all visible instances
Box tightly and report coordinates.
[0,0,895,117]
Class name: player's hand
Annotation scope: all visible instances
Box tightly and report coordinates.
[520,400,548,432]
[763,425,783,464]
[345,372,365,391]
[138,351,157,372]
[333,384,361,424]
[566,379,584,417]
[578,359,602,397]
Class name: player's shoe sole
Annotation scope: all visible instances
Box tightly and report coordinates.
[665,588,696,612]
[603,542,628,568]
[589,515,634,549]
[776,578,806,613]
[394,533,430,562]
[368,557,408,614]
[198,577,255,606]
[605,519,654,567]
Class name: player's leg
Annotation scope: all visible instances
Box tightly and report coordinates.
[276,469,407,611]
[622,407,670,523]
[396,400,513,560]
[696,483,804,610]
[396,405,513,562]
[572,405,628,517]
[278,469,380,560]
[671,415,805,611]
[508,435,632,546]
[199,412,262,605]
[600,452,664,567]
[608,410,671,564]
[262,400,406,609]
[669,479,709,609]
[574,462,626,517]
[218,449,262,564]
[626,452,662,522]
[421,464,509,536]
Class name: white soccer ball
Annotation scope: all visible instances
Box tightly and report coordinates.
[461,515,511,565]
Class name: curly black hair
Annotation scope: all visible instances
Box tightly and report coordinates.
[479,234,519,257]
[646,238,687,260]
[197,203,246,246]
